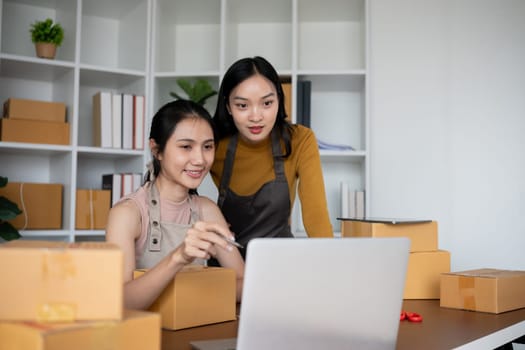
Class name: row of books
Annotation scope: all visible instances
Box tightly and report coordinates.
[340,182,366,218]
[102,173,143,206]
[93,91,145,150]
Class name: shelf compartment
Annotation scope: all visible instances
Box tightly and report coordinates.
[298,0,366,71]
[76,152,145,189]
[154,0,221,73]
[0,58,75,122]
[80,0,149,71]
[224,0,292,71]
[1,0,77,62]
[78,68,146,147]
[153,75,220,114]
[299,74,366,151]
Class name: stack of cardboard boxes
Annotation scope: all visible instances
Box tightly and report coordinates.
[340,218,451,299]
[0,241,161,350]
[1,98,70,145]
[0,240,238,348]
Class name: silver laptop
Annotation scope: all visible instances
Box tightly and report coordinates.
[191,237,410,350]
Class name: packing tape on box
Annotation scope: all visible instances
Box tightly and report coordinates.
[37,303,77,322]
[89,189,95,230]
[458,276,476,310]
[17,182,29,230]
[37,249,78,322]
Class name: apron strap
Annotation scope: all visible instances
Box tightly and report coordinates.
[218,134,238,208]
[147,182,162,252]
[218,129,286,207]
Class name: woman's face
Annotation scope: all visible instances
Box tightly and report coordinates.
[227,74,279,144]
[156,117,215,190]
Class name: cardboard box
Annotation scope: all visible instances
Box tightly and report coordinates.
[0,310,160,350]
[0,241,124,322]
[0,182,63,230]
[340,220,438,252]
[3,98,66,122]
[134,265,236,330]
[404,250,450,299]
[440,269,525,314]
[0,118,70,145]
[75,189,111,229]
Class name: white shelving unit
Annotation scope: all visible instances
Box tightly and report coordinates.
[1,0,368,240]
[150,0,369,236]
[0,0,151,241]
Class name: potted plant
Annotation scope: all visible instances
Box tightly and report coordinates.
[170,78,217,106]
[29,18,64,59]
[0,176,22,241]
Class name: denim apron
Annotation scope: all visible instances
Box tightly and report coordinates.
[217,130,293,260]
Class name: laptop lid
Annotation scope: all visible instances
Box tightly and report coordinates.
[192,237,409,350]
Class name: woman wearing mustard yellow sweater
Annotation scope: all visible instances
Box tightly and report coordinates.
[210,56,333,259]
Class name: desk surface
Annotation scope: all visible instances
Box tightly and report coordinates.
[162,300,525,350]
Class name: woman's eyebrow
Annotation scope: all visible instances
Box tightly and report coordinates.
[232,92,275,101]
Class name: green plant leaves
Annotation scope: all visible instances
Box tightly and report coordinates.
[169,78,217,106]
[30,18,64,46]
[0,177,23,241]
[0,222,21,241]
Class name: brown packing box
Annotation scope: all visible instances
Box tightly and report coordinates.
[75,189,111,229]
[0,310,160,350]
[0,241,124,322]
[134,265,236,330]
[440,269,525,314]
[0,182,63,229]
[340,220,438,252]
[3,98,66,122]
[0,118,70,145]
[404,250,451,299]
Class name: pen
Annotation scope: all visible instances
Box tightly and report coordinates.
[217,234,244,249]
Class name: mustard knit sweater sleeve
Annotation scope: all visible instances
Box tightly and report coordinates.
[210,125,333,237]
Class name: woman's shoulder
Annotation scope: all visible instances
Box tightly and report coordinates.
[191,194,223,220]
[290,124,317,145]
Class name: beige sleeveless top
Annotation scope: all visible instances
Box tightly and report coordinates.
[118,181,206,268]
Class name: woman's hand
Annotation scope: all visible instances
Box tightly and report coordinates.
[173,221,236,265]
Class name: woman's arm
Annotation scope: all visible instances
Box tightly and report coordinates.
[106,197,244,309]
[105,200,187,310]
[198,196,245,302]
[294,126,334,237]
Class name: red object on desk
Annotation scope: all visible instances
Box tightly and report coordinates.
[400,311,423,322]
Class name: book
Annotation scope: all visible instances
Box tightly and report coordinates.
[122,94,134,149]
[355,190,365,218]
[340,182,349,218]
[121,173,134,197]
[339,185,364,219]
[133,95,145,150]
[296,81,304,125]
[92,91,112,148]
[301,80,311,128]
[132,173,142,192]
[111,93,122,148]
[102,174,122,207]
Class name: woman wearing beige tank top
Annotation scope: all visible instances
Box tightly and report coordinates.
[105,100,244,310]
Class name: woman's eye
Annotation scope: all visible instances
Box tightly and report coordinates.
[180,145,191,150]
[204,143,215,150]
[235,103,247,109]
[263,100,274,107]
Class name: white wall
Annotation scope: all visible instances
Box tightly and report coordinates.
[369,0,525,270]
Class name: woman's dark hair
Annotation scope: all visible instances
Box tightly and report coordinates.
[213,56,293,158]
[146,99,215,193]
